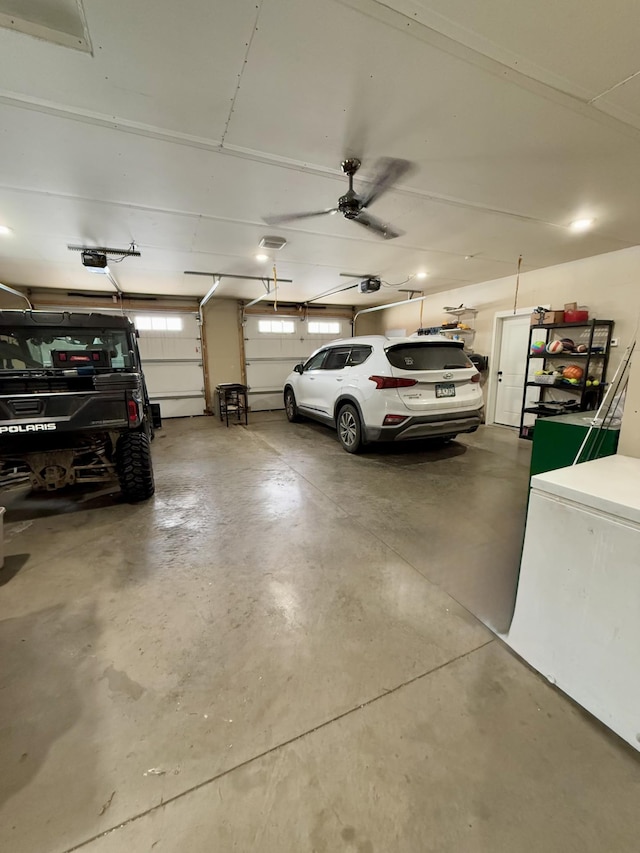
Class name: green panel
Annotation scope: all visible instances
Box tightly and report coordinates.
[530,413,619,476]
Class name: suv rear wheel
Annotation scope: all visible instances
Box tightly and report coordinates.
[337,404,363,454]
[284,388,301,422]
[116,432,155,502]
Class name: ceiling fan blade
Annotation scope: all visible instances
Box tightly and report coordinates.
[352,211,403,240]
[263,209,337,225]
[360,157,414,208]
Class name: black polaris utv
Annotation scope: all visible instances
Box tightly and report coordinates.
[0,310,160,502]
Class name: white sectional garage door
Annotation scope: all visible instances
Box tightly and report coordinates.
[134,312,205,418]
[244,315,350,411]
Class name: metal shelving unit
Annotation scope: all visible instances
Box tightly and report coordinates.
[519,319,614,440]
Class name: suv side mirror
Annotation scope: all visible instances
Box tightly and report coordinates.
[294,363,304,374]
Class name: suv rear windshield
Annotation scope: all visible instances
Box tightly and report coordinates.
[0,327,134,371]
[386,343,472,371]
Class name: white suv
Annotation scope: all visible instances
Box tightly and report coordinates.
[283,335,483,453]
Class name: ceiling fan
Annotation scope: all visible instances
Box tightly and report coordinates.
[263,157,414,239]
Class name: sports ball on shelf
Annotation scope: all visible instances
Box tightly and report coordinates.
[546,340,564,354]
[530,341,546,355]
[576,344,588,353]
[560,338,575,351]
[562,364,584,381]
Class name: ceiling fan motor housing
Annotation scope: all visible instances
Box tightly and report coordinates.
[338,192,362,219]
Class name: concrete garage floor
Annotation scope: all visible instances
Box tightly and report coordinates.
[1,415,639,853]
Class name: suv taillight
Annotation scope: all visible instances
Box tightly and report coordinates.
[471,373,481,383]
[128,399,139,422]
[369,375,417,389]
[383,414,408,425]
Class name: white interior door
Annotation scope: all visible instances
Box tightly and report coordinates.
[494,315,531,427]
[134,312,205,418]
[244,316,349,411]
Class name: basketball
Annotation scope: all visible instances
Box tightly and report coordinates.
[562,365,584,381]
[546,340,564,354]
[531,341,546,355]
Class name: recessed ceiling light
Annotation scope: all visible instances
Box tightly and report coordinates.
[0,225,12,236]
[415,271,428,279]
[255,253,268,262]
[569,218,594,232]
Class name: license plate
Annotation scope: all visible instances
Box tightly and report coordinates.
[435,383,456,398]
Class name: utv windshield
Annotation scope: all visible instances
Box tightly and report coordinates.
[0,327,134,371]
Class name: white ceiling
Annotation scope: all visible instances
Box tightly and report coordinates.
[0,0,639,306]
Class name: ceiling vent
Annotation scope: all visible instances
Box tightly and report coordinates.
[259,236,287,250]
[0,0,92,53]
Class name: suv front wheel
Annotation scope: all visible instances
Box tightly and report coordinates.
[284,388,301,422]
[337,404,363,454]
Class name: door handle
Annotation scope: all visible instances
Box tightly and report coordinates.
[497,370,503,375]
[336,378,343,382]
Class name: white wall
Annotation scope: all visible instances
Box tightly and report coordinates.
[202,298,244,407]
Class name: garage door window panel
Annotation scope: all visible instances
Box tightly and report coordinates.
[308,321,340,335]
[258,319,295,334]
[135,316,184,333]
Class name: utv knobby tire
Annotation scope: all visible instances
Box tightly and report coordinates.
[116,431,155,502]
